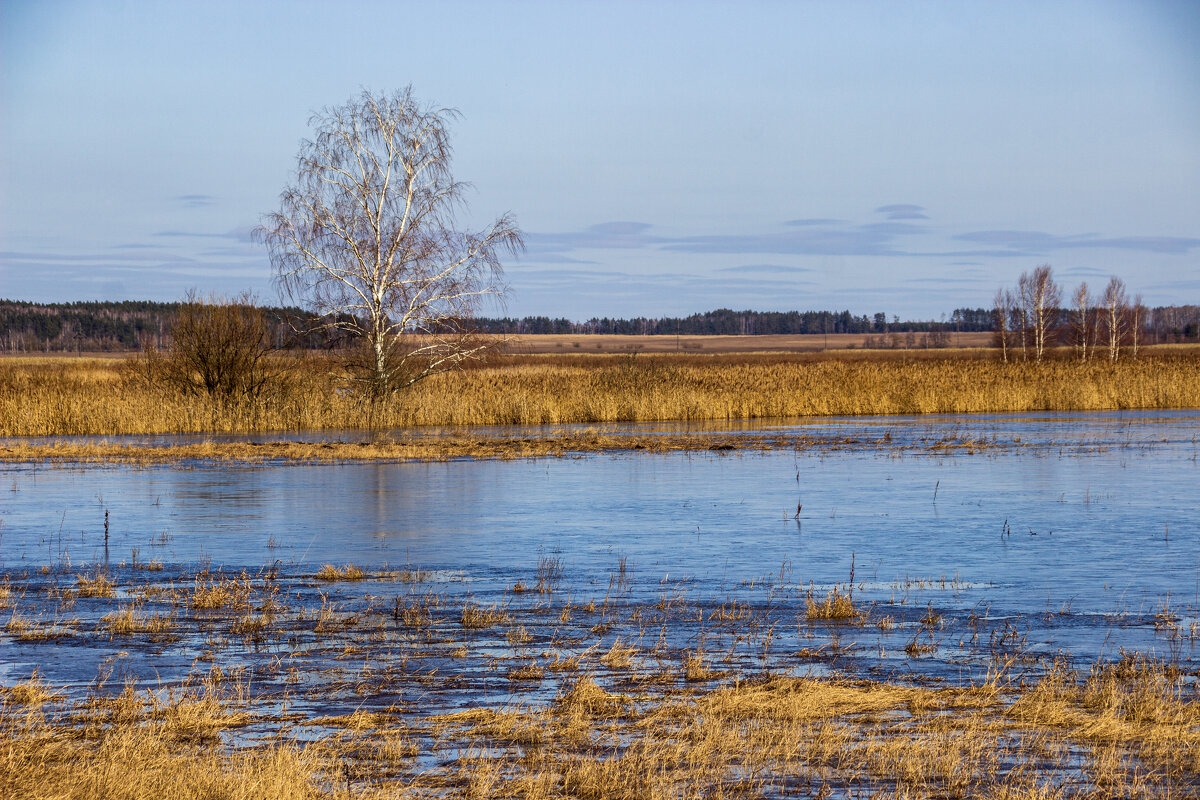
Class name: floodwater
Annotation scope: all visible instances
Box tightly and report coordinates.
[2,410,1198,715]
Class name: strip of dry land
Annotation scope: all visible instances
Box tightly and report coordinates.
[0,430,1017,465]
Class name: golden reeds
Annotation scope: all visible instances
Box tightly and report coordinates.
[3,350,1199,437]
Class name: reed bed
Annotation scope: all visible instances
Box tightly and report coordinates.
[3,350,1199,436]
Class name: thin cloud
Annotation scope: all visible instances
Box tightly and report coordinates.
[0,250,195,264]
[1059,266,1112,277]
[152,228,253,242]
[876,204,929,220]
[663,226,908,256]
[717,264,816,274]
[512,252,599,265]
[955,230,1200,255]
[784,218,845,227]
[902,276,988,284]
[525,221,662,254]
[172,194,216,207]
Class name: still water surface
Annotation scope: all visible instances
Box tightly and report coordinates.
[2,410,1198,691]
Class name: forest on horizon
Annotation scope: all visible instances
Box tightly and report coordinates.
[2,299,1198,353]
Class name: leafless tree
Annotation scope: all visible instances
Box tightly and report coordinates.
[992,288,1013,362]
[1070,282,1094,362]
[133,291,283,400]
[256,87,523,397]
[1102,277,1128,362]
[1130,293,1145,357]
[1017,265,1061,362]
[1013,275,1031,361]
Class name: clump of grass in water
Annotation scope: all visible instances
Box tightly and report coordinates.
[102,606,175,635]
[600,637,637,670]
[805,555,861,622]
[394,595,435,628]
[75,571,115,598]
[506,625,533,645]
[535,554,564,593]
[393,564,428,583]
[188,572,254,610]
[684,651,716,682]
[315,564,365,582]
[2,670,58,707]
[460,602,510,629]
[506,664,545,682]
[805,586,860,621]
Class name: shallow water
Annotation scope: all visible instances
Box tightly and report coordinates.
[2,410,1198,705]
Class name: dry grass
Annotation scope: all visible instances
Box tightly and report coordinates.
[102,606,175,635]
[74,572,115,598]
[3,350,1199,437]
[188,572,256,610]
[314,564,365,582]
[460,602,511,629]
[1,671,57,707]
[805,585,861,621]
[1,557,1197,799]
[0,718,324,800]
[5,663,1194,799]
[0,429,1005,464]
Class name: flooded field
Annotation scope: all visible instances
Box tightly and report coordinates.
[3,410,1199,797]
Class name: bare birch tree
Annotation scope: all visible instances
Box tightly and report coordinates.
[1130,293,1144,357]
[1015,273,1030,362]
[1102,277,1128,362]
[1070,282,1094,362]
[1018,265,1061,362]
[992,288,1012,363]
[256,88,523,396]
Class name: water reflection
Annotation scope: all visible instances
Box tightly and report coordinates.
[1,411,1197,672]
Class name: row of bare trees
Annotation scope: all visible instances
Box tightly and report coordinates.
[993,265,1144,363]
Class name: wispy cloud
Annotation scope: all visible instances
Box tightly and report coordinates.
[525,221,661,254]
[172,194,217,207]
[1059,265,1112,277]
[0,250,195,264]
[902,276,989,284]
[663,226,909,256]
[954,230,1200,255]
[717,264,815,275]
[152,227,253,242]
[875,204,929,221]
[785,218,845,227]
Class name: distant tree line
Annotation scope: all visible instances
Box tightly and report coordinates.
[471,308,995,337]
[2,297,1197,353]
[0,300,351,353]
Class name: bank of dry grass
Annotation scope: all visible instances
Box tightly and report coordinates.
[0,430,1005,465]
[2,349,1198,437]
[4,656,1196,799]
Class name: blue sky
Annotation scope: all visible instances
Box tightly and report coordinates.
[2,0,1198,320]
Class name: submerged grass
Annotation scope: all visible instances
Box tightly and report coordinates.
[1,559,1197,799]
[4,657,1194,798]
[3,350,1199,436]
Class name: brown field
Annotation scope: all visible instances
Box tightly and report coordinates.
[497,331,995,354]
[0,332,994,359]
[2,346,1199,440]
